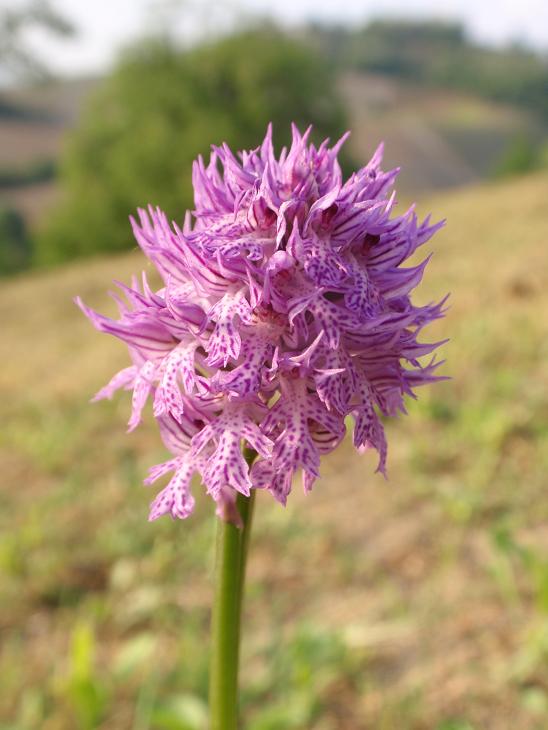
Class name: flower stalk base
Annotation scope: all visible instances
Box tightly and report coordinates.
[209,458,256,729]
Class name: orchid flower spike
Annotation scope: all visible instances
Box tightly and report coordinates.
[78,123,447,522]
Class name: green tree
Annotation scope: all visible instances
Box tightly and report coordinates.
[493,135,540,179]
[37,28,349,265]
[0,206,32,275]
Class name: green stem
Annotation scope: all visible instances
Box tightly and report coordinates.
[209,451,257,730]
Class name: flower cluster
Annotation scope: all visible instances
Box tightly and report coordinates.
[78,124,446,522]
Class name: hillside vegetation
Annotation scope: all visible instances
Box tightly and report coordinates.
[1,172,547,729]
[2,20,548,274]
[34,30,348,266]
[310,20,548,123]
[341,72,541,193]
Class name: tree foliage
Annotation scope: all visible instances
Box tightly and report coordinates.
[38,28,349,264]
[0,206,32,275]
[492,135,541,179]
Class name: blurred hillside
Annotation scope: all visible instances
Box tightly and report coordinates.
[0,79,93,224]
[310,20,548,122]
[0,70,540,215]
[1,170,547,729]
[0,19,547,274]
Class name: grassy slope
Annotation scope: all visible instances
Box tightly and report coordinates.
[340,72,543,193]
[0,173,547,730]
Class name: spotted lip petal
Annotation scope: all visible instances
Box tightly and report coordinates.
[79,123,447,522]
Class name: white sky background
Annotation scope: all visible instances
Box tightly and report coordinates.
[5,0,548,79]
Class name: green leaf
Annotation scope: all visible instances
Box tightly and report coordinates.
[151,694,208,730]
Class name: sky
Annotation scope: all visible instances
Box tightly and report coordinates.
[6,0,548,79]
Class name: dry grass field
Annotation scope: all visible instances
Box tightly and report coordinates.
[1,172,547,729]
